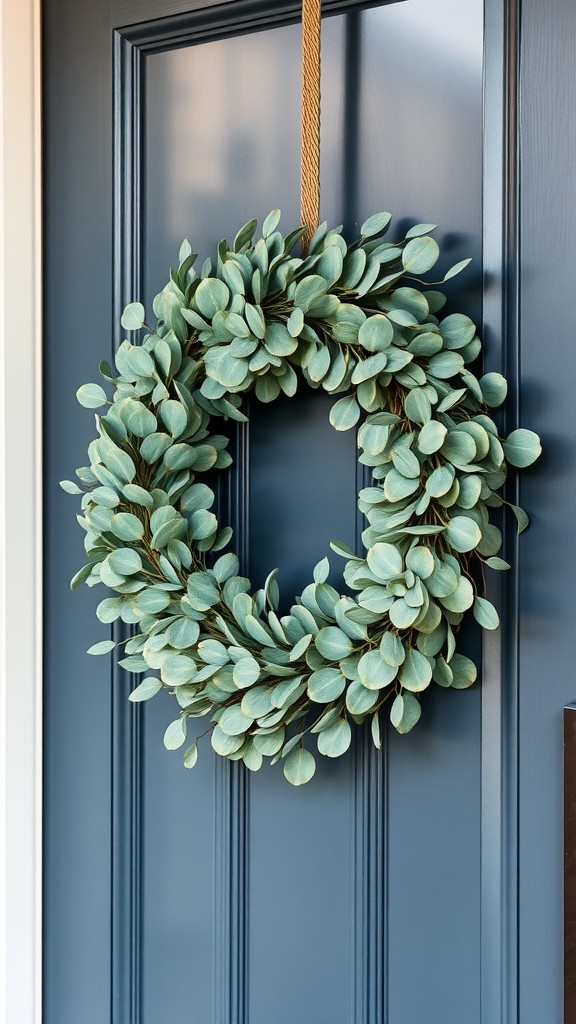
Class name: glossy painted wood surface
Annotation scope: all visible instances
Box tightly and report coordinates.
[518,3,576,1021]
[42,0,573,1021]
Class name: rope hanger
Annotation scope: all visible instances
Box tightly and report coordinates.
[300,0,322,255]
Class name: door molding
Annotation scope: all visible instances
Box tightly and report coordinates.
[481,2,521,1021]
[112,11,389,1018]
[0,0,43,1022]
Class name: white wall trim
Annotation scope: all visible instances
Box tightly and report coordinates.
[0,0,43,1022]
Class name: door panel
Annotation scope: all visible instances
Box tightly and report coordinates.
[43,2,506,1023]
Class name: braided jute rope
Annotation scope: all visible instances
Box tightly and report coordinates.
[300,0,321,255]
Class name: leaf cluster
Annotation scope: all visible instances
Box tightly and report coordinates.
[62,210,541,785]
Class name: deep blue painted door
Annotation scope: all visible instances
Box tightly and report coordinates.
[43,0,559,1021]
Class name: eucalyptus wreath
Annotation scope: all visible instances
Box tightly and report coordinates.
[61,210,540,785]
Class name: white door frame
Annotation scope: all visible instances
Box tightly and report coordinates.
[0,0,43,1022]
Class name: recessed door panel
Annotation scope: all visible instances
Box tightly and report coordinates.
[44,2,488,1022]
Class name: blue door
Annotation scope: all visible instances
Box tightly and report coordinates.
[43,1,558,1021]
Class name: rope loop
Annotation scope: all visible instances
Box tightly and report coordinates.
[300,0,321,255]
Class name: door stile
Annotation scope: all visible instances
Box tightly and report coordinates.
[481,1,521,1021]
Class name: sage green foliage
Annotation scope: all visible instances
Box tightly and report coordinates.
[61,211,541,784]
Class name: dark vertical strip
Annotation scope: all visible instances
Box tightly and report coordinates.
[352,456,387,1020]
[353,737,387,1022]
[481,1,521,1021]
[111,32,146,1024]
[342,11,362,237]
[565,706,576,1023]
[214,761,250,1024]
[214,418,250,1024]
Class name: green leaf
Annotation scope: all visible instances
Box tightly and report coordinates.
[360,211,391,238]
[233,657,261,689]
[126,346,155,379]
[391,447,420,479]
[406,545,434,579]
[308,668,346,703]
[212,552,239,582]
[70,563,95,590]
[315,626,353,661]
[60,479,83,494]
[371,712,381,749]
[441,430,476,466]
[133,587,171,615]
[473,595,500,630]
[351,352,388,385]
[442,257,472,282]
[358,314,393,353]
[367,542,403,580]
[243,744,263,772]
[183,742,198,769]
[77,383,108,408]
[108,548,142,576]
[509,503,530,534]
[441,575,474,613]
[160,655,197,687]
[383,469,419,502]
[219,704,254,736]
[140,432,172,464]
[449,653,477,689]
[485,556,510,571]
[151,517,186,550]
[427,351,464,380]
[440,313,476,349]
[404,388,432,425]
[166,617,200,649]
[129,677,163,702]
[380,632,406,667]
[390,692,421,733]
[406,222,436,239]
[160,400,188,439]
[457,475,482,509]
[445,515,482,552]
[96,596,124,622]
[87,640,116,655]
[290,633,313,662]
[211,726,244,756]
[283,747,316,786]
[399,648,432,692]
[503,428,542,468]
[125,403,157,438]
[262,208,281,236]
[164,717,187,749]
[402,236,440,274]
[121,302,145,331]
[388,598,420,629]
[417,420,447,455]
[122,483,154,508]
[313,557,330,584]
[480,372,508,408]
[188,572,219,611]
[110,512,144,542]
[425,465,454,497]
[342,678,376,715]
[329,395,361,431]
[99,441,136,483]
[317,719,352,757]
[198,639,229,666]
[241,685,274,719]
[233,218,257,251]
[357,650,397,690]
[245,303,266,339]
[189,509,218,541]
[194,278,230,319]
